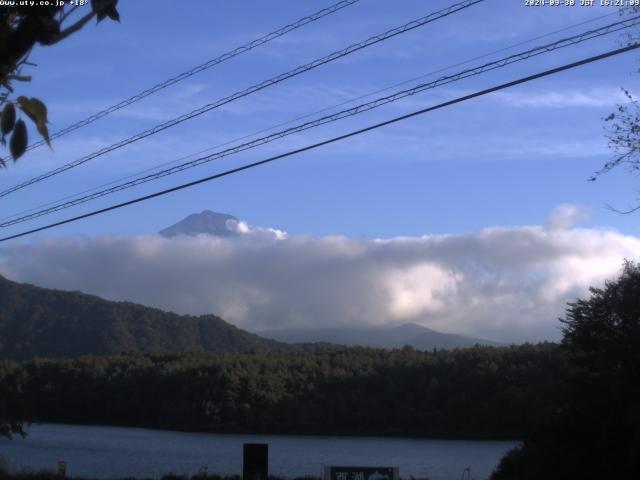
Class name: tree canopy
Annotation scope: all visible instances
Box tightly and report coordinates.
[492,261,640,479]
[0,343,564,440]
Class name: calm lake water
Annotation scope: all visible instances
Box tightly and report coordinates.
[0,424,518,480]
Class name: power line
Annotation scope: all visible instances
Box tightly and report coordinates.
[2,15,637,229]
[0,0,485,199]
[0,8,621,225]
[1,42,637,243]
[23,0,363,152]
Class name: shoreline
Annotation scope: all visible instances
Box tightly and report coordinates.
[13,422,524,443]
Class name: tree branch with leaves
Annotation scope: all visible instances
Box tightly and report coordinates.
[588,7,640,212]
[589,88,640,214]
[0,0,120,167]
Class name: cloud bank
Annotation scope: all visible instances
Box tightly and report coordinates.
[0,211,637,343]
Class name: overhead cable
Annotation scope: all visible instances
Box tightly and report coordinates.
[2,15,637,228]
[0,0,484,198]
[1,8,620,224]
[1,42,637,242]
[24,0,363,152]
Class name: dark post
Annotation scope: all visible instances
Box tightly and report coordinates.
[243,443,268,480]
[57,460,66,478]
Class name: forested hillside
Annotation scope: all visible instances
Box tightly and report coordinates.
[0,343,564,439]
[0,276,281,360]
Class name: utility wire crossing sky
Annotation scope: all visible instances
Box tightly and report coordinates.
[1,41,637,242]
[0,6,625,225]
[23,0,363,152]
[1,14,638,231]
[2,0,484,199]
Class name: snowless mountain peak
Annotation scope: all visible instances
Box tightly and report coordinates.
[159,211,242,238]
[159,210,286,239]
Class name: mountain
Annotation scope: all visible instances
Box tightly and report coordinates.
[159,210,241,238]
[0,275,283,360]
[259,322,502,350]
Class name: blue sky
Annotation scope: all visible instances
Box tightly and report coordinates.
[2,0,640,341]
[2,0,639,239]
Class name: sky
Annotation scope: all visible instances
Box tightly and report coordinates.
[1,0,640,342]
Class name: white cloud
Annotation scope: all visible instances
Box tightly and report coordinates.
[484,136,608,160]
[0,211,638,343]
[545,203,590,230]
[226,218,287,240]
[385,263,461,318]
[492,88,628,109]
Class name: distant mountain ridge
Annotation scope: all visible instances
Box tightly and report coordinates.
[0,275,283,360]
[260,322,502,350]
[159,210,241,238]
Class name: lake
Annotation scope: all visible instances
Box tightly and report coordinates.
[0,424,518,480]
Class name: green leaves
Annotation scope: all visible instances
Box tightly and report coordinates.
[0,96,52,164]
[10,119,27,161]
[1,103,16,136]
[17,96,47,125]
[17,96,50,148]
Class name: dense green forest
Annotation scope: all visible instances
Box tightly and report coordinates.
[491,261,640,479]
[0,275,282,360]
[0,343,563,439]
